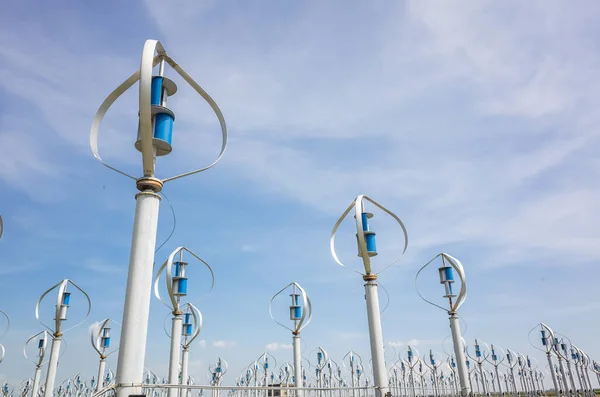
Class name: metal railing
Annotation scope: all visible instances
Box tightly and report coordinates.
[90,384,565,397]
[93,385,379,397]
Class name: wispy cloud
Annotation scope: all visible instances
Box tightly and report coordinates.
[1,0,600,383]
[213,340,237,348]
[84,258,124,274]
[336,332,368,342]
[266,342,293,351]
[241,244,256,253]
[0,261,41,275]
[388,339,441,349]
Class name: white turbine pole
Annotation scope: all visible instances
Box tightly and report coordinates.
[91,319,118,393]
[293,335,302,392]
[416,253,469,397]
[488,345,504,395]
[180,303,203,397]
[558,356,571,397]
[181,346,189,397]
[43,337,62,397]
[270,282,312,397]
[507,356,518,397]
[404,347,419,397]
[25,331,49,397]
[580,352,593,397]
[89,39,227,397]
[117,189,161,397]
[547,352,560,394]
[209,358,228,397]
[573,359,584,394]
[36,280,90,397]
[472,341,488,396]
[97,359,106,391]
[155,248,213,397]
[538,327,570,397]
[363,275,387,397]
[560,342,578,394]
[32,366,42,397]
[330,195,408,397]
[344,352,361,397]
[449,316,469,397]
[168,315,183,397]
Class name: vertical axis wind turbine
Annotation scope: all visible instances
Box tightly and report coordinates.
[90,39,227,397]
[330,195,408,397]
[530,323,561,396]
[180,303,203,397]
[269,282,312,397]
[91,319,119,392]
[423,350,442,397]
[35,280,91,397]
[467,339,489,396]
[343,351,363,397]
[416,253,469,397]
[485,344,505,396]
[572,345,594,397]
[24,331,51,397]
[155,247,214,397]
[504,349,519,397]
[403,346,419,397]
[556,336,578,395]
[209,357,228,397]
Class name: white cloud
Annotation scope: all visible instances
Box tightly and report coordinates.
[0,130,63,191]
[388,339,441,348]
[0,260,41,275]
[241,244,256,253]
[213,340,237,348]
[407,1,600,122]
[2,0,599,267]
[198,339,207,348]
[2,0,600,382]
[84,258,124,274]
[266,342,293,351]
[337,332,368,342]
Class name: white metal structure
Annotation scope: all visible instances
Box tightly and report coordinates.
[485,344,505,395]
[180,303,203,397]
[155,247,214,397]
[402,346,420,397]
[91,319,119,392]
[330,195,408,397]
[416,253,469,397]
[466,339,489,396]
[24,331,51,397]
[270,282,312,396]
[209,357,228,397]
[90,39,227,397]
[35,280,91,397]
[530,323,561,395]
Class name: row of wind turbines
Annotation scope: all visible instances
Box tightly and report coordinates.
[0,38,597,397]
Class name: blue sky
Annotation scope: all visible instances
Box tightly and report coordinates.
[1,0,600,388]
